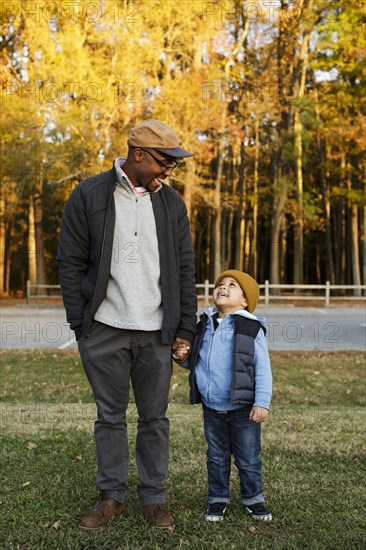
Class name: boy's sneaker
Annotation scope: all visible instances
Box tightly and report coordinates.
[204,502,227,522]
[246,502,272,521]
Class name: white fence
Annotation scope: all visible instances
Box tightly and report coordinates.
[27,280,365,306]
[197,280,365,306]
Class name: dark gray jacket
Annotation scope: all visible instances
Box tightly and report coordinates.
[57,163,197,344]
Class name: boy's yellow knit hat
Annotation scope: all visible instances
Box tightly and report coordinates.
[214,270,260,313]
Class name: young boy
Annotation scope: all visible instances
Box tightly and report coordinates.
[174,270,272,522]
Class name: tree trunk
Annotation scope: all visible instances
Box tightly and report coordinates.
[293,106,304,284]
[270,1,294,287]
[183,162,194,220]
[292,0,312,283]
[5,223,11,294]
[213,141,224,279]
[207,210,213,281]
[34,189,46,288]
[351,205,361,295]
[322,111,334,283]
[252,117,259,279]
[344,157,353,285]
[226,209,234,270]
[340,202,347,285]
[237,144,246,271]
[244,220,252,273]
[363,205,366,289]
[213,17,250,279]
[28,195,37,286]
[270,170,287,286]
[0,196,5,295]
[340,152,347,284]
[314,96,334,283]
[280,217,287,282]
[190,206,198,251]
[334,200,343,285]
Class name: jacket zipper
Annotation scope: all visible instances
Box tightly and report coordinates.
[134,197,138,236]
[86,184,115,337]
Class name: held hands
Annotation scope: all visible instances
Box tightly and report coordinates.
[249,406,269,423]
[171,338,192,363]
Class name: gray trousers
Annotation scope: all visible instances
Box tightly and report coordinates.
[78,321,172,505]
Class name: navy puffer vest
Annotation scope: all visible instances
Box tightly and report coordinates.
[188,313,262,406]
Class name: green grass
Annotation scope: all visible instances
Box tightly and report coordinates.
[0,350,365,549]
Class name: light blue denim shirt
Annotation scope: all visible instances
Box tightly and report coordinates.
[194,308,272,411]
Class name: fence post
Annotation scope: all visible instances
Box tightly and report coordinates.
[26,280,30,304]
[204,279,209,306]
[265,280,269,305]
[325,281,330,306]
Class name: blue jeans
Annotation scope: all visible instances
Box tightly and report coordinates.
[203,405,264,506]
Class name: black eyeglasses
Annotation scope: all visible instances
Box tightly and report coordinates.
[138,147,183,173]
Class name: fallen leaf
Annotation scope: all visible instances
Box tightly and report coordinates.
[52,520,62,530]
[27,442,38,450]
[248,525,258,533]
[75,454,83,461]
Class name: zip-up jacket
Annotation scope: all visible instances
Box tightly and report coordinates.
[56,162,197,344]
[186,308,272,410]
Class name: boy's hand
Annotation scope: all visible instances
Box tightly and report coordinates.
[249,406,269,423]
[171,338,191,363]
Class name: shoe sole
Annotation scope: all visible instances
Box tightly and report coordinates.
[246,507,272,521]
[205,515,225,522]
[247,513,272,521]
[255,515,272,521]
[79,512,124,530]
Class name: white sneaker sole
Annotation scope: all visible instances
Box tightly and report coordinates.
[205,515,225,522]
[246,510,272,521]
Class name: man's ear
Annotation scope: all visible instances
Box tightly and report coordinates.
[133,147,144,162]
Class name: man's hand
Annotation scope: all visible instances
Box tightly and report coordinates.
[249,406,269,423]
[171,337,192,363]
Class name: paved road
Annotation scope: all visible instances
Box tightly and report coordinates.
[0,305,365,351]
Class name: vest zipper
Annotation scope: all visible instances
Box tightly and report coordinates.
[206,322,216,402]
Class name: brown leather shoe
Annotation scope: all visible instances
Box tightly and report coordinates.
[141,504,175,529]
[79,496,124,530]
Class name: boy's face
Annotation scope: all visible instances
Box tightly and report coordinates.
[213,276,248,316]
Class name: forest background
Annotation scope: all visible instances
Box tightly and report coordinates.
[1,0,365,296]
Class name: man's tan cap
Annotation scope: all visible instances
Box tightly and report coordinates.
[128,119,193,158]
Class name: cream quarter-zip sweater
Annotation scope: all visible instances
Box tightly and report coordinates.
[94,158,163,330]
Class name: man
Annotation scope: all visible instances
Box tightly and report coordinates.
[57,120,197,531]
